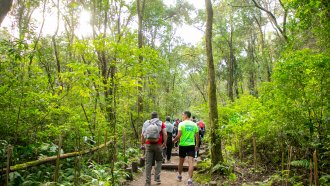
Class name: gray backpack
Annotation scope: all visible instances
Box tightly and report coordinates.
[144,119,162,143]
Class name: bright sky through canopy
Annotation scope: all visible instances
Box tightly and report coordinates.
[1,0,205,44]
[164,0,205,45]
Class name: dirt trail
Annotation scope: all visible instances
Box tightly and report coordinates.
[130,147,204,186]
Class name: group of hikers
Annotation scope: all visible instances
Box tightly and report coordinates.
[140,111,206,186]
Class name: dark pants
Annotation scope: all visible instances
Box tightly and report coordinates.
[166,132,173,160]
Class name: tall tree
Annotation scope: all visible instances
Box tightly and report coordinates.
[205,0,224,166]
[137,0,145,117]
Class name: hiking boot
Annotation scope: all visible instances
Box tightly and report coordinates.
[176,173,182,182]
[188,178,194,186]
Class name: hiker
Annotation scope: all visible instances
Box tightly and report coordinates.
[162,116,174,163]
[197,119,206,140]
[141,111,167,186]
[172,111,199,186]
[172,119,180,148]
[192,116,197,123]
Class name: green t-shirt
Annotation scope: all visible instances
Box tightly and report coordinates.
[178,120,198,146]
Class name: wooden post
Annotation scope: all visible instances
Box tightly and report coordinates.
[239,134,243,162]
[97,129,101,163]
[54,135,63,183]
[313,150,318,186]
[74,132,81,186]
[253,133,257,170]
[6,145,13,186]
[281,143,284,186]
[285,146,292,186]
[309,159,313,186]
[123,130,126,166]
[132,162,138,173]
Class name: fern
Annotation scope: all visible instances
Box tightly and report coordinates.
[290,159,310,169]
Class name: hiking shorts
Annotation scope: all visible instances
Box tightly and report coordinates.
[179,145,195,158]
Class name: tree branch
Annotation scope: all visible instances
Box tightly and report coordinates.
[250,0,288,42]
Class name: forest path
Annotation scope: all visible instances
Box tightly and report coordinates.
[130,146,205,186]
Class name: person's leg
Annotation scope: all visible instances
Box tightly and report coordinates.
[187,145,196,179]
[178,157,185,175]
[187,156,194,178]
[178,146,186,176]
[145,145,153,184]
[154,144,163,181]
[162,146,167,160]
[166,141,172,161]
[166,133,172,161]
[196,139,201,158]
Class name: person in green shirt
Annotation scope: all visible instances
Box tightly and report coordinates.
[172,111,199,186]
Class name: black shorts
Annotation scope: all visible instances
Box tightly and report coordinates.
[179,145,195,158]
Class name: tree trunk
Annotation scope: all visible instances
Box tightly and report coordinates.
[228,30,235,102]
[0,0,13,26]
[205,0,223,167]
[137,0,145,116]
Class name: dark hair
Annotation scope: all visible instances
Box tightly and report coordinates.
[192,116,196,119]
[183,111,191,118]
[165,116,171,122]
[151,111,158,119]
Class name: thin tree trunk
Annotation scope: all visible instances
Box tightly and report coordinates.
[137,0,146,116]
[228,32,235,101]
[52,0,63,90]
[205,0,223,167]
[313,150,319,186]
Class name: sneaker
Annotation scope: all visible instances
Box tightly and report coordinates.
[166,159,171,163]
[176,173,182,182]
[188,178,193,186]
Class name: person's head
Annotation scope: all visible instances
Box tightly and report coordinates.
[166,116,171,122]
[182,111,191,120]
[192,116,197,122]
[151,111,158,119]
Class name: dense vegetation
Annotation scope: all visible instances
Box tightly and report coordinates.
[0,0,329,185]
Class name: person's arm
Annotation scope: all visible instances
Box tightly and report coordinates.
[140,123,146,149]
[195,132,200,151]
[172,131,182,143]
[141,133,145,145]
[162,128,167,148]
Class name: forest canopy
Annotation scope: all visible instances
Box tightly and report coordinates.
[0,0,329,185]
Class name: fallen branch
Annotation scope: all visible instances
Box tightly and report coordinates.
[0,140,113,174]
